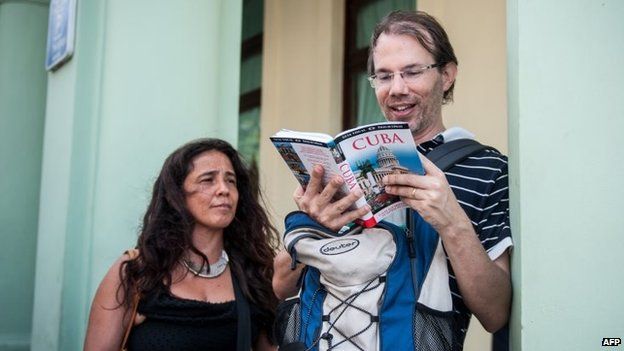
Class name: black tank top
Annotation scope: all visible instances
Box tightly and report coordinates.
[127,288,270,351]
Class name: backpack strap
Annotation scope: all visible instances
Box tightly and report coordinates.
[405,210,419,300]
[406,138,498,301]
[426,138,496,171]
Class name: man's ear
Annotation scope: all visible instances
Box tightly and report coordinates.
[441,62,457,92]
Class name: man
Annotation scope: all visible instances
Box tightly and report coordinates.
[273,10,512,350]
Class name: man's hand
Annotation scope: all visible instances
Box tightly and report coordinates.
[294,165,370,231]
[383,154,468,234]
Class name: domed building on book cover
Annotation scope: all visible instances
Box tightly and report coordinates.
[354,145,409,212]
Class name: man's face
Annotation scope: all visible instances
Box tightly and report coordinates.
[372,33,454,137]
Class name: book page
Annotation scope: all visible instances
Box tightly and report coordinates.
[272,129,333,143]
[270,137,351,198]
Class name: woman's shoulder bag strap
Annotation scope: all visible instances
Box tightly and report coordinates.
[121,249,140,351]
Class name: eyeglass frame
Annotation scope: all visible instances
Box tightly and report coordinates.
[367,62,444,89]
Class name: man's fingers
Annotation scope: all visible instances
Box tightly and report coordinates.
[331,189,362,213]
[293,185,304,198]
[385,185,424,200]
[316,189,370,231]
[353,204,372,218]
[420,154,443,176]
[320,205,370,232]
[317,176,344,206]
[332,205,371,229]
[383,172,423,188]
[306,165,325,195]
[296,166,376,232]
[293,185,305,209]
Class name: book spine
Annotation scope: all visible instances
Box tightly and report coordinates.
[333,157,374,225]
[357,216,378,228]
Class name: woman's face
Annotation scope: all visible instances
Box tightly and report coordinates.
[183,150,239,233]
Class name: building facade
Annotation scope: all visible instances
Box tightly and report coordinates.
[1,0,623,350]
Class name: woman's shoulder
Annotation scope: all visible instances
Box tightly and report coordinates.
[97,249,140,296]
[104,249,138,280]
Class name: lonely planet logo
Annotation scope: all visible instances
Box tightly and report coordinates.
[320,239,360,255]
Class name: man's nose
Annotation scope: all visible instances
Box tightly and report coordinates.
[388,73,409,95]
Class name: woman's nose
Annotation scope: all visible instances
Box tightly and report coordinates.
[215,179,230,195]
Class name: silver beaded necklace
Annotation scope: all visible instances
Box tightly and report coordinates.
[183,250,229,279]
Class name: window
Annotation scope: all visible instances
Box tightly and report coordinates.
[343,0,414,129]
[238,0,263,192]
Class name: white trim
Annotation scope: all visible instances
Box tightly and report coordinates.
[418,240,453,311]
[439,127,475,141]
[487,237,513,260]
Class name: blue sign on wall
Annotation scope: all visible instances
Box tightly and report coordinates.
[45,0,77,71]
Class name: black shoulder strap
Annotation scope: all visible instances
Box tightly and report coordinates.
[426,138,496,171]
[232,272,251,351]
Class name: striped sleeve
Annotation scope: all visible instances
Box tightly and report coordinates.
[446,149,513,260]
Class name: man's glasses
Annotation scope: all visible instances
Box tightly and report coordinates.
[368,63,443,89]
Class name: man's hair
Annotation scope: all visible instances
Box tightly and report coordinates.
[368,10,458,103]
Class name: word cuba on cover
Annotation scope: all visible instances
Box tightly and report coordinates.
[602,337,622,346]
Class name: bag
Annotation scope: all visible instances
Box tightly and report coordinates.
[274,139,494,351]
[275,211,461,351]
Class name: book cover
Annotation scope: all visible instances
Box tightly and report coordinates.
[334,122,424,225]
[270,122,423,227]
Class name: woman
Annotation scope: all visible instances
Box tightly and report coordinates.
[84,139,278,351]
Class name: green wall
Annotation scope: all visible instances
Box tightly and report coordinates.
[0,1,48,350]
[508,1,624,350]
[29,1,242,350]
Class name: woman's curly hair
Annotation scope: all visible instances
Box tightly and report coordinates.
[119,138,278,317]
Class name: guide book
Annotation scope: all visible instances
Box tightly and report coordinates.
[270,122,423,227]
